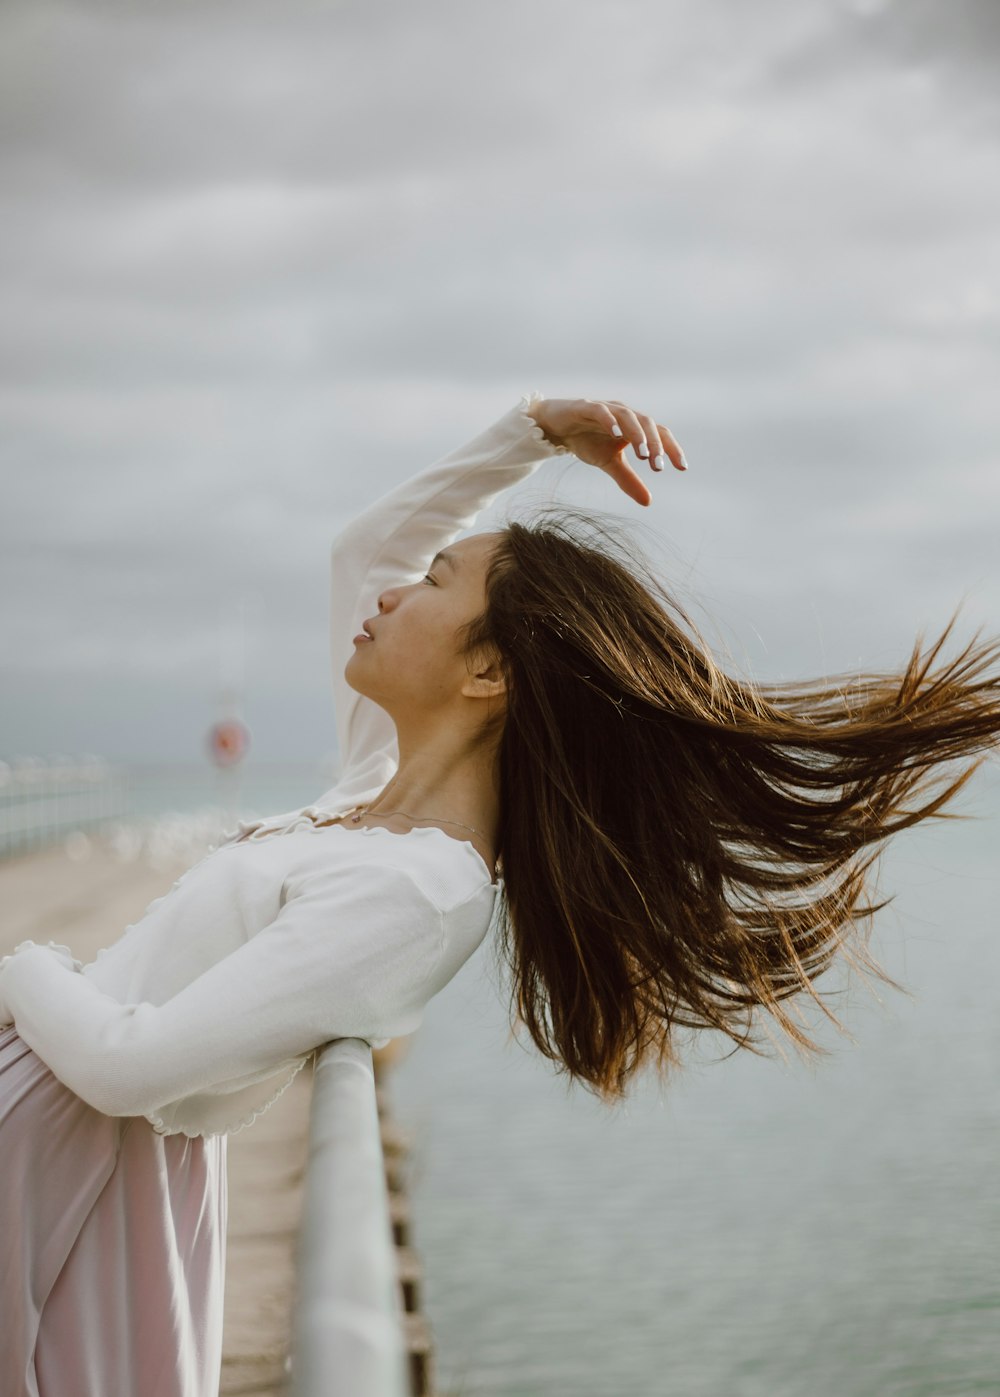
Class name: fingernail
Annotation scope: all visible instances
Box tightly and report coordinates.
[680,451,689,470]
[611,423,624,438]
[637,441,649,458]
[653,455,665,471]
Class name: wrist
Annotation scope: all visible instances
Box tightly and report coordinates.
[522,396,563,449]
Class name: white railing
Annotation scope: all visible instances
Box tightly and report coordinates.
[289,1038,410,1397]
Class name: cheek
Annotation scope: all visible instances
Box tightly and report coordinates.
[355,594,472,700]
[409,626,458,682]
[402,607,469,691]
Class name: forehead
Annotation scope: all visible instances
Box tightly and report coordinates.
[448,530,505,561]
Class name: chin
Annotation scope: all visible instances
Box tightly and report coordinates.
[343,656,368,696]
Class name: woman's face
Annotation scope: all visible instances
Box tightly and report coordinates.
[344,530,506,724]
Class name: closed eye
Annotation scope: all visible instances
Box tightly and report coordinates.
[422,573,437,585]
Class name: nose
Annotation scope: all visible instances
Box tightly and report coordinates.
[375,579,414,615]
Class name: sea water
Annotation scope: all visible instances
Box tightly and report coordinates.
[393,774,1000,1397]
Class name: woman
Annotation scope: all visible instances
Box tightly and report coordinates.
[1,391,998,1394]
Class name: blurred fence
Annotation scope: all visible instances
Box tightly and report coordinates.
[0,755,130,859]
[0,755,340,861]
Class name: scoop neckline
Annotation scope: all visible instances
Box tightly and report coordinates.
[328,819,501,888]
[238,808,502,888]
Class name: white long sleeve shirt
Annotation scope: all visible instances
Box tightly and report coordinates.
[0,393,569,1137]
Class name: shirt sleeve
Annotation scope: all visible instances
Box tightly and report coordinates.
[0,861,445,1121]
[329,391,569,788]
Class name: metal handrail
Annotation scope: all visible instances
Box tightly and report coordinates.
[289,1037,409,1397]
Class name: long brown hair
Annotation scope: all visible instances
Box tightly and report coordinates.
[457,508,1000,1102]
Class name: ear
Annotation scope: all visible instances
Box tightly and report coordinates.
[461,650,507,702]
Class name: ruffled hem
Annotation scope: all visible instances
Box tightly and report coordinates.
[0,939,84,974]
[517,390,571,455]
[145,1051,313,1139]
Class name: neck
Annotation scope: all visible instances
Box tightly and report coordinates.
[369,725,501,844]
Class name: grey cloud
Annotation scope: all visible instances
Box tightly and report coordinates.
[0,0,609,194]
[759,0,1000,123]
[2,0,998,764]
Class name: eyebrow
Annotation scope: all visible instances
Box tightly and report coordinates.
[430,549,459,572]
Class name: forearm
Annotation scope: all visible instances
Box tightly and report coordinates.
[1,945,163,1114]
[331,393,567,573]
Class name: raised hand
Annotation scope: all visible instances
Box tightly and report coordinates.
[524,396,688,508]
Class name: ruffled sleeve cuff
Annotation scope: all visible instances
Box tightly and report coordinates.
[517,391,571,455]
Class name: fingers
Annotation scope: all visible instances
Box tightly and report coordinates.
[604,400,688,473]
[602,457,653,508]
[604,402,648,463]
[585,400,624,438]
[654,422,688,473]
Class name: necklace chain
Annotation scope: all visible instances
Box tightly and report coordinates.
[350,803,486,839]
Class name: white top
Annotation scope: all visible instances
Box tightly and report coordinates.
[0,392,568,1137]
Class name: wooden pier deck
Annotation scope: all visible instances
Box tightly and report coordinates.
[0,837,313,1396]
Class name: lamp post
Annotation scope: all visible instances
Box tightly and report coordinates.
[206,593,254,840]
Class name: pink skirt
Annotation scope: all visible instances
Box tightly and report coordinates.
[0,1022,228,1397]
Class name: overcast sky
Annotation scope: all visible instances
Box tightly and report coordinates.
[2,0,999,768]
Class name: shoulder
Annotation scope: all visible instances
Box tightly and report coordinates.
[286,828,496,940]
[376,828,499,916]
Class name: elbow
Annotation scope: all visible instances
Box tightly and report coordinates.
[51,1048,166,1119]
[72,1071,158,1120]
